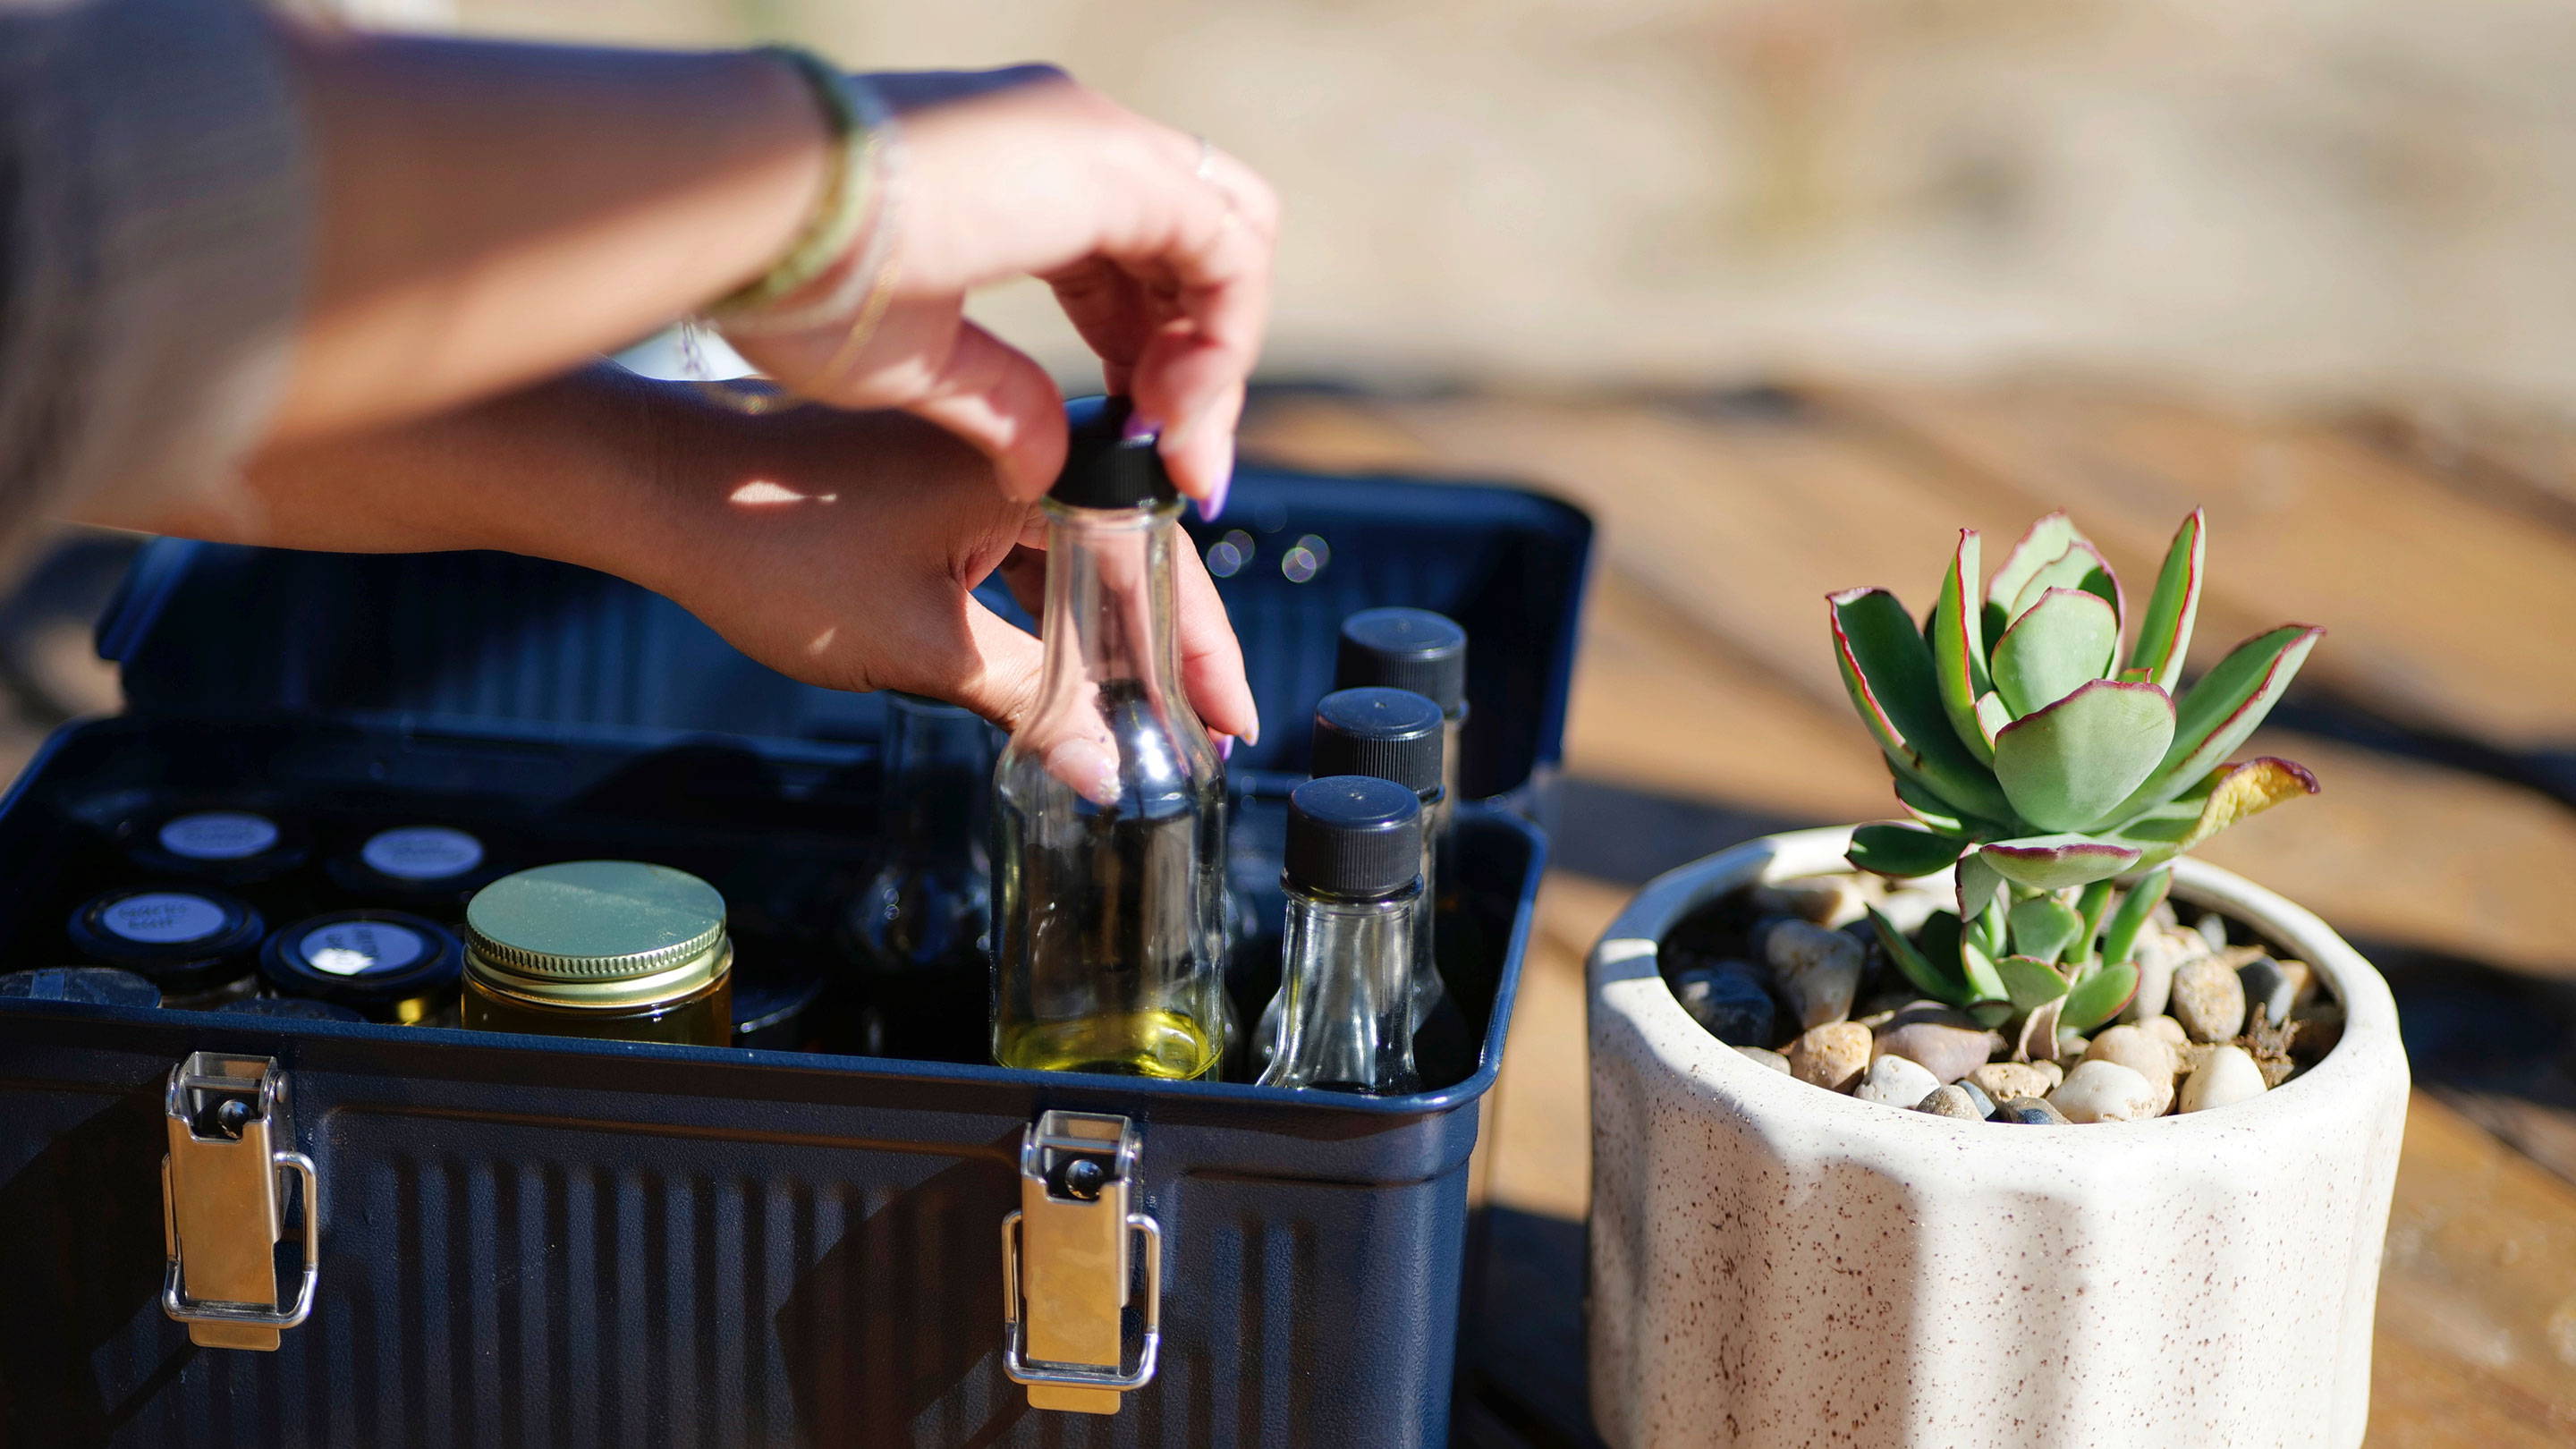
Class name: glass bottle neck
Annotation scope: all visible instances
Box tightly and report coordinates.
[1037,500,1192,710]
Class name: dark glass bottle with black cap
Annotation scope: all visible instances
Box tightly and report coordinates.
[122,807,314,922]
[1335,607,1469,815]
[260,909,463,1024]
[992,397,1230,1079]
[65,885,267,1008]
[841,691,996,1062]
[1258,775,1422,1095]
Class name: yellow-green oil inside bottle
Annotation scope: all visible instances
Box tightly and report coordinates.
[995,1008,1221,1079]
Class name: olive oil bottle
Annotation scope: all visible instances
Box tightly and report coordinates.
[991,398,1230,1079]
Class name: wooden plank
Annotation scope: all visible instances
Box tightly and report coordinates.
[1819,381,2576,750]
[2348,401,2576,539]
[1482,870,1624,1221]
[2375,1091,2576,1444]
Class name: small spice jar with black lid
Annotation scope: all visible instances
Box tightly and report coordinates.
[123,808,309,887]
[326,824,500,913]
[66,886,266,1008]
[261,910,464,1024]
[461,860,735,1046]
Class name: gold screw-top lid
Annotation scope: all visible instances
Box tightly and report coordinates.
[464,860,730,1007]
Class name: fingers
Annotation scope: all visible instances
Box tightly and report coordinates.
[1172,535,1260,744]
[948,593,1123,804]
[923,594,1047,733]
[886,319,1069,502]
[1034,127,1274,504]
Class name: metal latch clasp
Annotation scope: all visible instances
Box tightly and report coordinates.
[1000,1111,1162,1414]
[159,1053,320,1351]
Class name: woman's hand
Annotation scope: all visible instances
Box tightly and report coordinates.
[722,66,1279,515]
[140,367,1258,743]
[635,383,1259,741]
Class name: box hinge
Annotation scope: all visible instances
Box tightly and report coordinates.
[159,1053,319,1351]
[1000,1110,1162,1414]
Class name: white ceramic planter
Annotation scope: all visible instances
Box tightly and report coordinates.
[1587,827,2408,1449]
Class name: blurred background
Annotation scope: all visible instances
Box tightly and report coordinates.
[388,0,2576,414]
[11,4,2576,1443]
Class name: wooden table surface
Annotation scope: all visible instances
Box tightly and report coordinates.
[1237,380,2576,1448]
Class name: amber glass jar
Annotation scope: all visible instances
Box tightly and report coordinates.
[460,860,734,1046]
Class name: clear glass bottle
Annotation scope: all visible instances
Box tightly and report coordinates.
[1255,686,1463,1073]
[842,691,997,1063]
[992,398,1231,1079]
[1258,775,1423,1095]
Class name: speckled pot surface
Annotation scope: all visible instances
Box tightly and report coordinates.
[1586,828,2408,1449]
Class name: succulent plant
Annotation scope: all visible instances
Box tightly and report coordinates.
[1829,510,2321,1033]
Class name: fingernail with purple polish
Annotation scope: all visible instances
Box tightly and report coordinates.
[1122,412,1164,444]
[1216,734,1235,760]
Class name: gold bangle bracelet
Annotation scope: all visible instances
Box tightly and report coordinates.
[705,46,879,318]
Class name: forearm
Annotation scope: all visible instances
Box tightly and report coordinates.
[93,364,691,577]
[268,23,830,445]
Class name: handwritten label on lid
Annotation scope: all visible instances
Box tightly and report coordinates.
[360,826,485,882]
[101,892,228,945]
[157,810,280,861]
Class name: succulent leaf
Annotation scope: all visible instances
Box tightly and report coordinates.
[1987,513,2084,612]
[2174,756,2319,845]
[2008,895,2084,963]
[1930,530,1995,764]
[1972,691,2012,750]
[1991,588,2121,716]
[2009,540,2124,626]
[1955,849,2008,930]
[1958,935,2010,1004]
[2064,878,2116,969]
[2110,623,2323,818]
[1975,892,2009,961]
[1869,905,1971,1005]
[1990,680,2176,832]
[1995,953,2072,1014]
[2125,509,2206,692]
[1849,823,1970,878]
[1829,588,2016,822]
[1918,909,2009,1004]
[2060,962,2140,1034]
[1892,775,1984,835]
[2098,865,2172,966]
[2105,756,2322,868]
[1979,834,2143,889]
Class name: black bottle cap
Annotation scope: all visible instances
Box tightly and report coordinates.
[1335,608,1469,716]
[1050,396,1179,510]
[1311,688,1445,798]
[1285,775,1422,899]
[66,886,266,995]
[260,909,463,1015]
[123,807,309,885]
